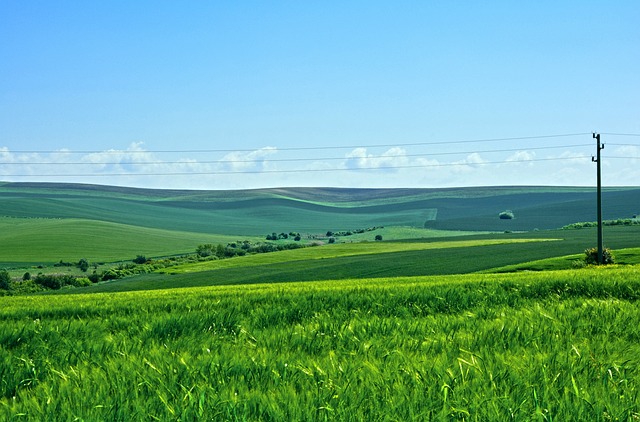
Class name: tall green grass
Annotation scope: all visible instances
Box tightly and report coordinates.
[1,267,639,420]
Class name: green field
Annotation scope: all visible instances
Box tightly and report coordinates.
[2,182,640,419]
[1,182,639,267]
[2,267,640,420]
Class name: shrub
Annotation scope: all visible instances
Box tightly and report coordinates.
[78,258,90,272]
[584,247,615,265]
[328,237,336,244]
[0,270,10,290]
[33,274,77,290]
[499,210,515,219]
[133,255,148,264]
[23,272,31,281]
[375,234,383,241]
[196,244,215,257]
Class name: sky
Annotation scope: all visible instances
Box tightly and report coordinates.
[1,1,639,190]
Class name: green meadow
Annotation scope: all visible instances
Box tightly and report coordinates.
[2,268,640,420]
[1,182,640,420]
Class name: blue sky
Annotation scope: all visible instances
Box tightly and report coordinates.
[1,1,638,189]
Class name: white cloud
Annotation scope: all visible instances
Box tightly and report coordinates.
[505,150,536,163]
[345,147,409,170]
[0,141,637,190]
[220,147,278,171]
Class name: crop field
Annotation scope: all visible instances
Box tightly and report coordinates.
[2,183,639,239]
[2,182,640,420]
[0,217,258,264]
[2,267,640,420]
[77,226,640,294]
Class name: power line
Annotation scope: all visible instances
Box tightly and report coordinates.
[1,156,590,177]
[601,132,640,137]
[0,144,592,166]
[2,133,592,154]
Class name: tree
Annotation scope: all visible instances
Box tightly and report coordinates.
[375,234,383,241]
[133,255,147,264]
[197,244,215,257]
[78,258,90,272]
[499,210,515,219]
[0,270,10,290]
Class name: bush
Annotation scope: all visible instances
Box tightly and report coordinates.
[196,244,215,257]
[78,258,90,272]
[584,247,615,265]
[375,234,383,241]
[133,255,148,264]
[0,270,10,290]
[499,210,515,219]
[23,272,31,281]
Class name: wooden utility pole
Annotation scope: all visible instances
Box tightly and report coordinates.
[592,132,604,264]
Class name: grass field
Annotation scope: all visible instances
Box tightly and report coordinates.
[2,183,640,419]
[2,183,639,238]
[2,267,640,420]
[0,217,254,264]
[73,225,640,294]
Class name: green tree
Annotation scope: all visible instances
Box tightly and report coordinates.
[499,210,515,219]
[375,234,383,241]
[78,258,90,272]
[0,270,10,290]
[133,255,147,264]
[197,244,215,257]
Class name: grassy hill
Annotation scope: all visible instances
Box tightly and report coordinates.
[0,217,252,265]
[73,226,640,294]
[1,182,639,266]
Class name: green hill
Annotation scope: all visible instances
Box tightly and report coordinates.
[1,182,639,265]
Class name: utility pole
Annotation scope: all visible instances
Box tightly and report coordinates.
[592,132,604,264]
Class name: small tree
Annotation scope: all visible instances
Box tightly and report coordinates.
[499,210,515,219]
[375,234,383,241]
[197,244,215,257]
[78,258,90,272]
[133,255,147,264]
[0,270,10,290]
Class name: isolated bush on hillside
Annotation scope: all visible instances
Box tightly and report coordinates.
[0,270,10,290]
[375,235,383,241]
[499,210,515,219]
[133,255,148,264]
[584,247,615,265]
[78,258,90,272]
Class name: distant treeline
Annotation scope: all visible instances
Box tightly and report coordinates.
[1,240,309,295]
[563,219,640,229]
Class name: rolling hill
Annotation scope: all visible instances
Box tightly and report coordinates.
[1,182,639,265]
